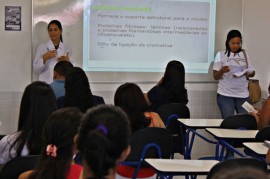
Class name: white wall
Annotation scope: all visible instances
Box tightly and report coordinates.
[0,0,270,135]
[0,0,32,134]
[0,0,32,91]
[1,0,269,92]
[243,0,270,90]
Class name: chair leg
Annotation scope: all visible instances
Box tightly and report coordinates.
[171,153,174,159]
[156,173,172,179]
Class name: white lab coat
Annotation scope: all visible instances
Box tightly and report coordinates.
[33,40,74,84]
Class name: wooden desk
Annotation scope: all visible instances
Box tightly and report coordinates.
[145,158,219,176]
[206,128,258,160]
[177,119,222,159]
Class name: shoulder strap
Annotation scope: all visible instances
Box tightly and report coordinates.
[242,49,248,68]
[242,49,250,80]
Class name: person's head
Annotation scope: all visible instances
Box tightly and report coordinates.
[64,67,93,113]
[77,105,131,179]
[53,61,74,80]
[30,107,83,179]
[161,60,186,101]
[225,29,242,56]
[114,83,151,132]
[48,20,63,42]
[14,81,57,156]
[208,166,269,179]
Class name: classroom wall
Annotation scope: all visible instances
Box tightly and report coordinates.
[0,0,269,144]
[0,0,32,134]
[0,0,32,91]
[243,0,270,90]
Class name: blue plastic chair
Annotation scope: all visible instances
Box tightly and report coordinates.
[119,127,172,179]
[156,103,190,158]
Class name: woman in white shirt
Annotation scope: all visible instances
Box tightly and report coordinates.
[213,30,255,119]
[33,20,74,84]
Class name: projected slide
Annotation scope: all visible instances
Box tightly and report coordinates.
[83,0,216,73]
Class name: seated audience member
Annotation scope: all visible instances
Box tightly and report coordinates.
[57,67,105,112]
[208,166,269,179]
[207,160,269,179]
[0,81,56,167]
[144,60,188,111]
[18,107,83,179]
[77,105,131,179]
[115,83,165,132]
[50,61,73,98]
[250,83,270,130]
[114,83,165,179]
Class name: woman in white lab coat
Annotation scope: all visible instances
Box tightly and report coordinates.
[33,20,73,84]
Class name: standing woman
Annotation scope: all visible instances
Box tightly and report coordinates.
[145,60,188,111]
[213,30,255,119]
[33,20,74,84]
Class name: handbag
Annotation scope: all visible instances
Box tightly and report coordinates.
[243,49,261,104]
[248,79,261,104]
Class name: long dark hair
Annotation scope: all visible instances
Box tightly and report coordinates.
[9,81,56,158]
[225,29,242,57]
[64,67,93,113]
[114,83,151,132]
[48,20,63,42]
[160,60,187,103]
[29,107,83,179]
[77,105,131,179]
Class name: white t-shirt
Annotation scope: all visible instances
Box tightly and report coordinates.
[213,50,255,98]
[33,40,74,84]
[0,132,29,164]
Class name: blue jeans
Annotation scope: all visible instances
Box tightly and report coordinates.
[217,94,250,119]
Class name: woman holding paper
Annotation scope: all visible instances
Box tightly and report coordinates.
[33,20,74,84]
[213,30,255,119]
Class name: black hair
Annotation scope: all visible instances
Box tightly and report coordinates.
[160,60,188,103]
[114,83,151,132]
[29,107,83,179]
[9,81,57,158]
[48,20,63,42]
[225,29,242,57]
[64,67,93,113]
[209,166,269,179]
[53,61,74,77]
[77,105,131,179]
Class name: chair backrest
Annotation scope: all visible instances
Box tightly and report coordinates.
[255,126,270,142]
[57,95,105,109]
[156,103,190,132]
[207,158,268,179]
[220,114,257,130]
[125,127,172,162]
[121,127,172,178]
[155,103,190,156]
[0,155,39,179]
